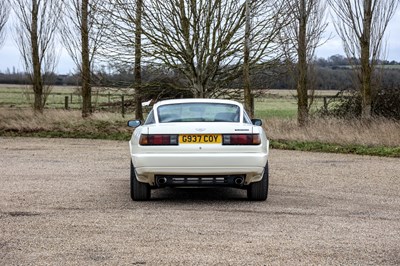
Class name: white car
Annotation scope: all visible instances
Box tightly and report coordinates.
[127,99,269,201]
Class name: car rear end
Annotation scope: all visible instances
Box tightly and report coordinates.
[128,99,270,201]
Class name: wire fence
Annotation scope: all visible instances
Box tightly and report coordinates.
[0,87,348,118]
[0,89,137,116]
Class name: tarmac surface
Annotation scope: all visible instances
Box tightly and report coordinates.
[1,137,399,265]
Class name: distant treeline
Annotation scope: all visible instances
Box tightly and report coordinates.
[1,55,400,91]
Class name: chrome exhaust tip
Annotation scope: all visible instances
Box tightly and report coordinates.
[156,177,167,186]
[234,177,244,185]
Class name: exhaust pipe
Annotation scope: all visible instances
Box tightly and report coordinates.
[156,177,167,186]
[234,177,244,185]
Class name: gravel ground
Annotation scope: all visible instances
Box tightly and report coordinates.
[0,137,399,265]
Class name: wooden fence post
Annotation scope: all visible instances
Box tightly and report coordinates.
[65,96,69,110]
[121,95,125,118]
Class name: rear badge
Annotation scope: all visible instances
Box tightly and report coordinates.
[195,128,206,132]
[235,129,250,131]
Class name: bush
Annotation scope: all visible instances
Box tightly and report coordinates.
[374,86,400,120]
[317,86,400,120]
[316,90,361,119]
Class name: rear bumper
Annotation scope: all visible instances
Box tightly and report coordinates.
[154,174,247,187]
[131,152,268,186]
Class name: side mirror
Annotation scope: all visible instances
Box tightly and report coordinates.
[127,120,142,128]
[251,119,262,126]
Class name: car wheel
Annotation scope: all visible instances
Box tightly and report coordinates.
[247,162,269,201]
[130,160,150,201]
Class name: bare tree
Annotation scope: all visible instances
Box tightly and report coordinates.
[96,0,144,119]
[142,0,288,99]
[243,0,252,117]
[100,1,138,66]
[328,0,399,119]
[11,0,62,113]
[61,0,108,117]
[282,0,328,126]
[0,1,10,47]
[81,0,91,117]
[134,0,143,120]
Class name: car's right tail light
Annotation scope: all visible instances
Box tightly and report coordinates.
[222,134,261,145]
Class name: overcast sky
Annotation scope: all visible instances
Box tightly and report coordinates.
[0,8,399,75]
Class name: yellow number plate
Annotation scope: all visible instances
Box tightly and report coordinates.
[179,134,221,144]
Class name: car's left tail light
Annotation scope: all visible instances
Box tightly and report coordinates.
[223,134,261,145]
[139,134,178,145]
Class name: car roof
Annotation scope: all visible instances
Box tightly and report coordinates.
[153,98,243,109]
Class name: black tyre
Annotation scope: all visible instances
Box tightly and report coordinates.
[130,161,150,201]
[247,162,269,201]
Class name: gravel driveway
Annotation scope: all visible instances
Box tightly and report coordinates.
[1,137,399,265]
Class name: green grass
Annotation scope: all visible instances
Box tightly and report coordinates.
[0,85,133,110]
[271,140,400,158]
[1,130,131,141]
[254,97,328,119]
[255,98,297,119]
[1,85,333,119]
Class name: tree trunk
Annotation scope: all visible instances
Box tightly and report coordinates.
[360,0,373,120]
[297,0,309,126]
[360,48,372,119]
[243,0,253,118]
[81,0,92,118]
[134,0,143,120]
[31,0,43,113]
[192,81,204,98]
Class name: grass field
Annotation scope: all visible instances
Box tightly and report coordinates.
[255,98,297,118]
[0,85,340,119]
[0,84,136,111]
[255,90,338,119]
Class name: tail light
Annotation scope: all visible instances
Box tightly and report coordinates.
[223,134,261,145]
[139,134,178,145]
